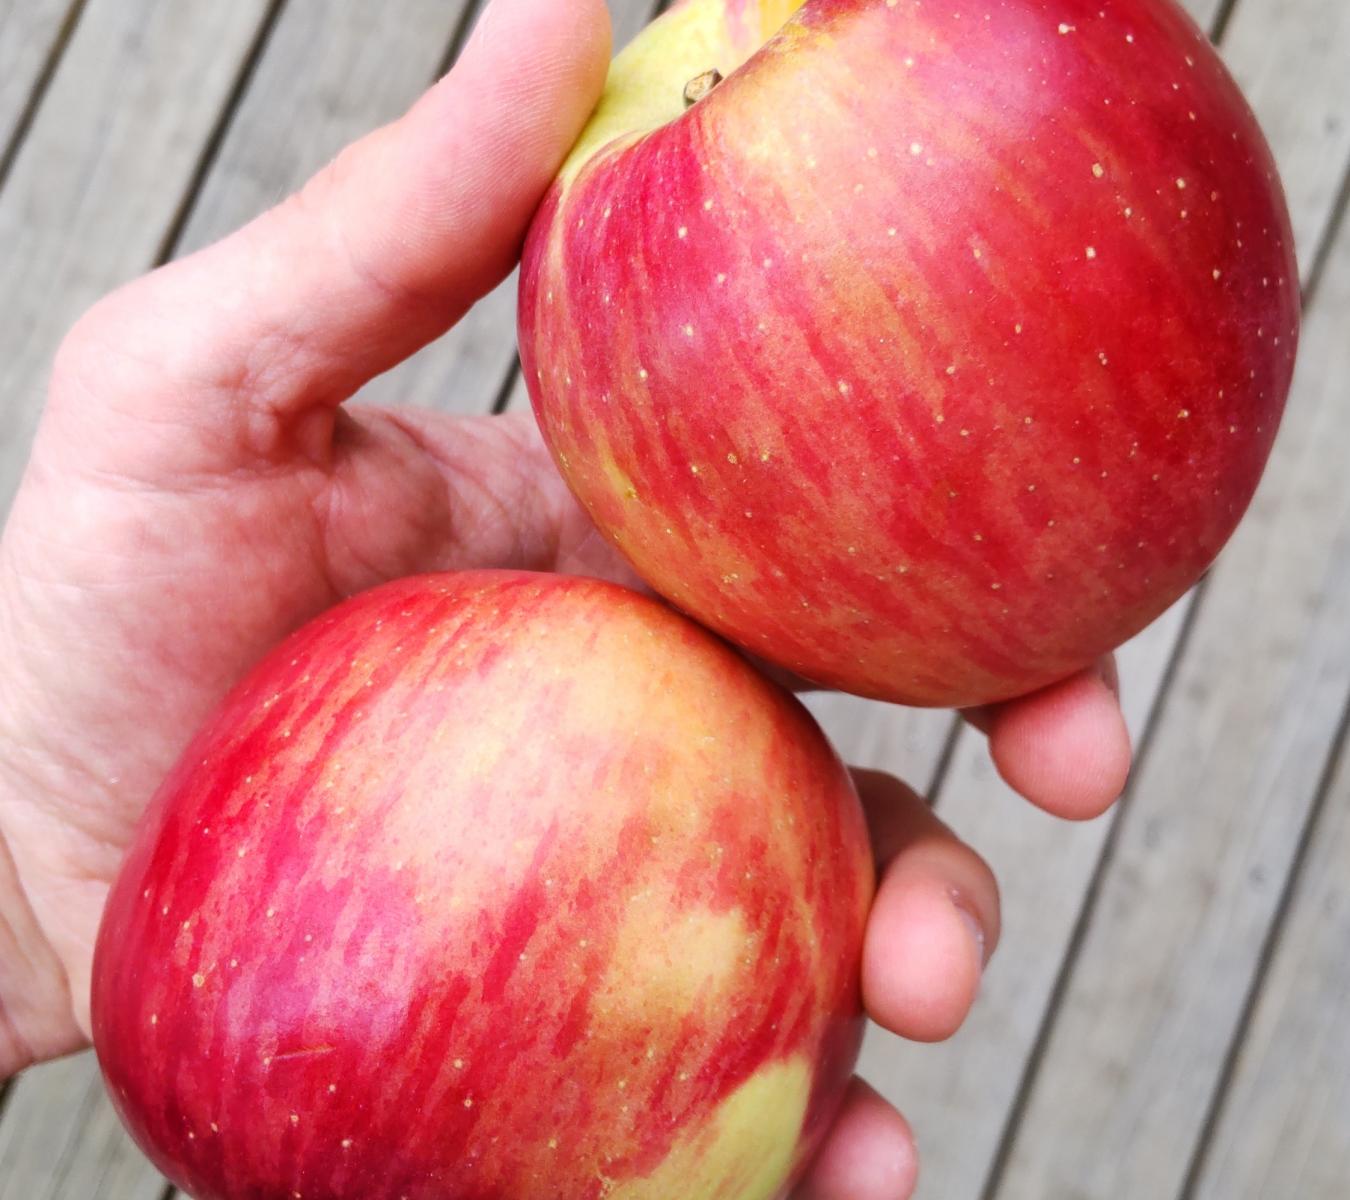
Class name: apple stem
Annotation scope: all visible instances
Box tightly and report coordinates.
[683,69,724,109]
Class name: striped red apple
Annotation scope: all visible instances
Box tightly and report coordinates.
[92,572,872,1200]
[519,0,1299,707]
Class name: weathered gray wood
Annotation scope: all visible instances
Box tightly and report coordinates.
[0,0,79,156]
[858,598,1189,1198]
[1223,0,1350,277]
[0,1051,165,1200]
[0,0,273,509]
[852,1,1350,1192]
[360,0,668,417]
[804,693,955,792]
[0,0,268,1194]
[1178,0,1227,36]
[173,0,473,261]
[989,190,1350,1198]
[1191,599,1350,1199]
[0,1,275,1193]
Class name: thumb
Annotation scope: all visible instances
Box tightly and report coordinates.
[53,0,612,468]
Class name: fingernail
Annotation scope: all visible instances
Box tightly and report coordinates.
[951,890,988,968]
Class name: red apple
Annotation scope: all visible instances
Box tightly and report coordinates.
[92,572,872,1200]
[518,0,1299,707]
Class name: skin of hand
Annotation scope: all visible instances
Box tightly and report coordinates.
[0,0,1131,1194]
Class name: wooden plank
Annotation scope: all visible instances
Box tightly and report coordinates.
[1221,0,1350,278]
[988,188,1350,1198]
[360,0,668,417]
[0,0,268,1193]
[1190,591,1350,1200]
[857,598,1188,1198]
[2,0,480,1194]
[845,2,1350,1193]
[0,0,274,510]
[172,0,473,260]
[502,11,1347,1194]
[0,0,80,159]
[804,693,955,793]
[0,1051,165,1200]
[1178,0,1228,37]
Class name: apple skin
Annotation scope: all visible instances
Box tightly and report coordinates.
[518,0,1300,707]
[91,572,872,1200]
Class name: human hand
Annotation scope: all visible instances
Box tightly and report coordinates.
[0,0,1129,1193]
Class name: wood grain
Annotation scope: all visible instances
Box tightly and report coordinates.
[1178,0,1229,36]
[0,1051,165,1200]
[1,2,1348,1199]
[990,177,1350,1200]
[1190,478,1350,1197]
[0,0,274,508]
[1221,0,1350,277]
[862,598,1189,1199]
[0,0,80,161]
[0,0,276,1189]
[0,1,467,1197]
[172,0,474,261]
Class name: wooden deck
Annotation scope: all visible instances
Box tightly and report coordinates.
[0,0,1347,1196]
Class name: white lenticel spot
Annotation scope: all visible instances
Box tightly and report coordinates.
[1092,163,1105,178]
[1086,246,1098,259]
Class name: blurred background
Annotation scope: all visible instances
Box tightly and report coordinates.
[0,0,1346,1197]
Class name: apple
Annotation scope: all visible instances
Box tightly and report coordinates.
[518,0,1299,707]
[92,572,872,1200]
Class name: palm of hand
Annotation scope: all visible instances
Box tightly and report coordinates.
[3,379,630,1042]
